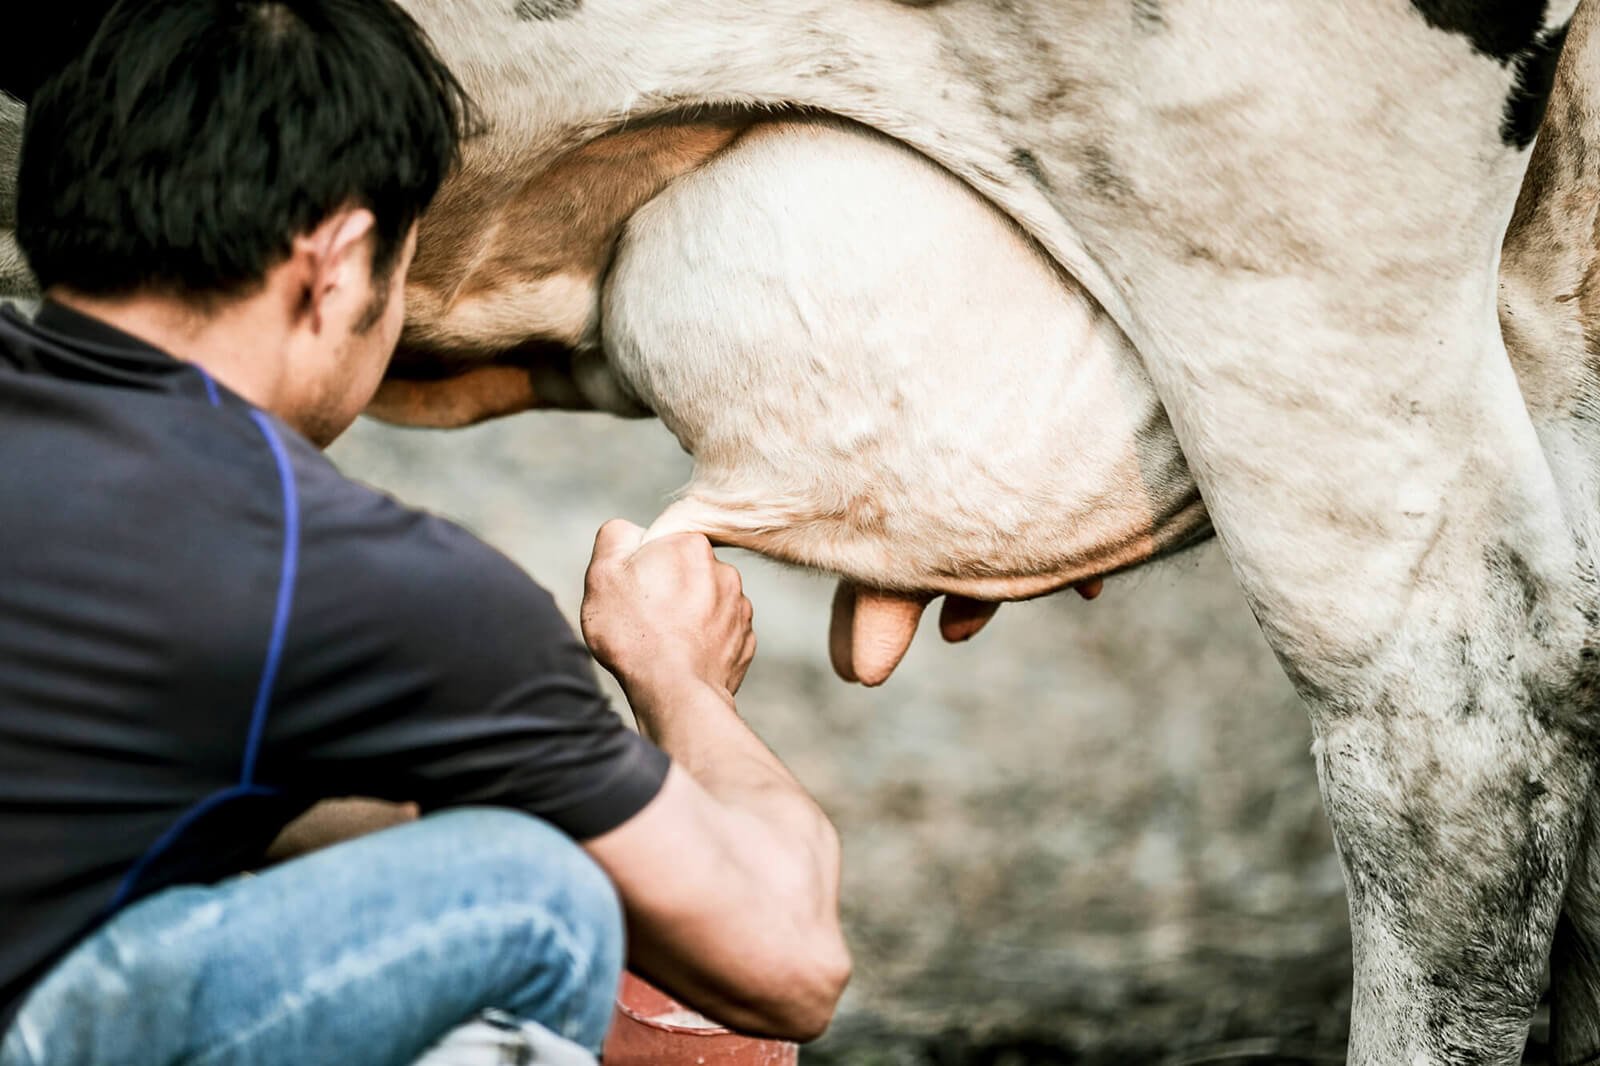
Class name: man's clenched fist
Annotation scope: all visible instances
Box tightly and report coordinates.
[581,519,757,705]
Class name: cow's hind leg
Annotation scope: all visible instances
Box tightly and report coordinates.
[1131,287,1600,1062]
[1551,792,1600,1065]
[1309,667,1592,1062]
[1048,2,1600,1056]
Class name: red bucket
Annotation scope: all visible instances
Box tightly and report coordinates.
[602,972,800,1065]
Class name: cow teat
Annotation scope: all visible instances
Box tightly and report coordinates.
[835,588,1004,686]
[938,595,1002,644]
[829,583,930,686]
[828,582,1103,686]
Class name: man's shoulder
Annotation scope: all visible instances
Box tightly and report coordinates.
[272,432,599,719]
[287,433,487,566]
[283,430,561,624]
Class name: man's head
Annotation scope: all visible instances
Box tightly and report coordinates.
[15,0,474,443]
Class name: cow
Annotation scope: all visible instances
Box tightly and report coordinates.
[4,0,1599,1061]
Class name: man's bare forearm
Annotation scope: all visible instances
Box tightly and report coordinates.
[628,679,811,813]
[619,675,847,1037]
[624,676,842,921]
[579,523,850,1036]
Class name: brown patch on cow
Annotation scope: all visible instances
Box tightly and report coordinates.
[368,364,544,428]
[406,117,746,352]
[384,117,750,425]
[408,270,598,352]
[1498,0,1600,420]
[1584,184,1600,368]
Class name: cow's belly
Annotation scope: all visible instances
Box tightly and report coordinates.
[600,118,1208,600]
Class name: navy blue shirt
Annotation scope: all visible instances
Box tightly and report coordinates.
[0,301,669,1028]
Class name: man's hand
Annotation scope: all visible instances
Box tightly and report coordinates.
[581,519,756,705]
[578,519,849,1041]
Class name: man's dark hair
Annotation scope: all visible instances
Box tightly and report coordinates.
[16,0,475,300]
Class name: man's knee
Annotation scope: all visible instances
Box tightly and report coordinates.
[422,807,620,940]
[417,808,624,1039]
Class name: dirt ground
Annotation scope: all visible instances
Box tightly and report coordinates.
[329,412,1549,1066]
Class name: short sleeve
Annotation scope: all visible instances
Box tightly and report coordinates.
[258,451,669,841]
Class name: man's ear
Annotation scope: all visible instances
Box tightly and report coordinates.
[294,207,377,334]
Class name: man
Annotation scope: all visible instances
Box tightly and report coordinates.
[0,1,850,1063]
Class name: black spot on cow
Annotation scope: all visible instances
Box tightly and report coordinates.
[1182,240,1268,274]
[1408,1,1570,148]
[1079,143,1135,205]
[1523,662,1600,737]
[1503,21,1569,149]
[1132,0,1166,31]
[1450,634,1486,719]
[1008,147,1052,194]
[514,0,581,21]
[1410,0,1547,60]
[1401,809,1438,850]
[1485,541,1541,622]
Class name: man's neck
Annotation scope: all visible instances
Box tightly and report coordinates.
[47,287,292,413]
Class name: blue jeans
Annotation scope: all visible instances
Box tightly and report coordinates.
[0,808,624,1066]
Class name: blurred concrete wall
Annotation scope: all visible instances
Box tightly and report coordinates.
[330,412,1354,1064]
